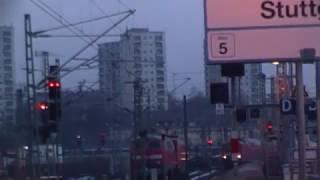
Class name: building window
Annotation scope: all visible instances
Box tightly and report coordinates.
[4,66,12,71]
[134,36,141,41]
[3,45,11,51]
[155,42,162,48]
[135,70,142,76]
[134,48,141,55]
[158,98,165,103]
[157,70,164,75]
[156,56,163,62]
[2,31,11,36]
[157,90,165,96]
[4,80,12,85]
[156,63,164,68]
[3,37,11,43]
[134,42,141,47]
[156,49,163,55]
[3,52,11,57]
[157,77,164,82]
[5,101,13,106]
[4,59,11,64]
[157,84,164,89]
[134,56,141,61]
[134,63,142,68]
[155,36,162,41]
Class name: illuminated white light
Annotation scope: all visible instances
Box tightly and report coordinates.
[272,61,279,65]
[237,154,242,159]
[222,155,227,159]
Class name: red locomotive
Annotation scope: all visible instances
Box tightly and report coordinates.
[129,133,186,180]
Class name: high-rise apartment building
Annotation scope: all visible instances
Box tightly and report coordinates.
[0,27,16,123]
[99,28,168,111]
[240,64,266,104]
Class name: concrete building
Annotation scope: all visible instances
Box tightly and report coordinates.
[99,28,168,111]
[0,27,16,123]
[204,65,226,96]
[205,64,266,105]
[240,64,266,105]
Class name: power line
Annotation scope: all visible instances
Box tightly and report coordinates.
[34,34,121,38]
[30,0,97,50]
[118,0,131,11]
[58,10,134,73]
[60,54,98,78]
[31,0,135,76]
[90,0,123,33]
[33,10,130,35]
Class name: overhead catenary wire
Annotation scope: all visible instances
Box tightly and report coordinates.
[57,10,135,73]
[90,0,123,33]
[118,0,131,11]
[33,10,130,35]
[31,0,135,78]
[35,34,121,38]
[60,54,99,78]
[30,0,97,50]
[31,0,135,89]
[34,0,135,72]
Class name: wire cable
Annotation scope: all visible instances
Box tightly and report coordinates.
[90,0,122,33]
[30,0,97,50]
[34,10,130,35]
[57,11,134,73]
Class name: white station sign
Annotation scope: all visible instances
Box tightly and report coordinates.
[205,0,320,63]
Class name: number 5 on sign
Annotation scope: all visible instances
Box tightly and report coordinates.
[210,33,235,58]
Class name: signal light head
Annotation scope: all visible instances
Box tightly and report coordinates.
[48,80,61,88]
[267,122,273,132]
[207,139,213,145]
[40,105,47,110]
[49,82,55,88]
[37,102,48,111]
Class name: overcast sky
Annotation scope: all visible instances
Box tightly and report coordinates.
[0,0,317,96]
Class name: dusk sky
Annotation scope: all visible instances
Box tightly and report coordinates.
[0,0,317,96]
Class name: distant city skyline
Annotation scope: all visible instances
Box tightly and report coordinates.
[0,0,317,97]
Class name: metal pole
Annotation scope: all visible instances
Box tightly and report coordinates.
[183,95,189,174]
[231,77,240,138]
[315,60,320,176]
[296,60,306,180]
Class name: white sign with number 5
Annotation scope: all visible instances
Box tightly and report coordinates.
[205,0,320,64]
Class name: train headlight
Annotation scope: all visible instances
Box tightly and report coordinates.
[237,154,242,159]
[222,155,227,160]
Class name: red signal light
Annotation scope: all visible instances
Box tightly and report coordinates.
[36,102,48,111]
[48,80,61,88]
[207,139,213,145]
[49,82,55,88]
[267,122,273,132]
